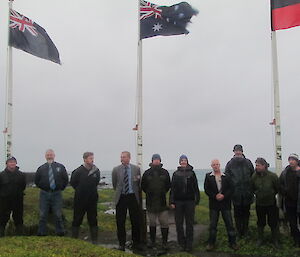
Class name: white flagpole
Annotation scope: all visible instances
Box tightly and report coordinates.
[271,30,282,175]
[136,0,143,169]
[4,0,14,159]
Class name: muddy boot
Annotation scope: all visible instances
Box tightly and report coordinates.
[148,226,156,248]
[72,227,80,239]
[90,226,98,245]
[161,228,169,250]
[15,225,24,236]
[0,226,5,237]
[271,227,280,249]
[256,226,264,247]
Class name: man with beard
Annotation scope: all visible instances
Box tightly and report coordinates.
[141,154,171,250]
[225,145,254,238]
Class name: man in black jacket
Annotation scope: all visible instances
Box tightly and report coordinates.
[225,144,254,237]
[141,154,171,249]
[205,159,237,251]
[279,153,300,247]
[0,157,26,237]
[170,155,200,252]
[71,152,100,244]
[35,149,69,236]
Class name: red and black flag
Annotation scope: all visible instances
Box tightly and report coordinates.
[271,0,300,30]
[9,9,61,64]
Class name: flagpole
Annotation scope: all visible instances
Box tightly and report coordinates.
[271,30,282,175]
[136,0,143,170]
[4,0,14,159]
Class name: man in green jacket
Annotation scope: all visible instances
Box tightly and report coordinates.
[251,158,280,248]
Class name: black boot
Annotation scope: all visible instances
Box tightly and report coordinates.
[0,226,5,237]
[72,227,79,239]
[90,226,98,245]
[148,226,156,248]
[271,227,280,249]
[256,227,264,246]
[161,228,169,250]
[243,217,250,237]
[15,225,24,236]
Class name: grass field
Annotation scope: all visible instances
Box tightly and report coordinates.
[3,187,300,257]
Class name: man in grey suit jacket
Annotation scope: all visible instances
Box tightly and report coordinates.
[112,151,142,251]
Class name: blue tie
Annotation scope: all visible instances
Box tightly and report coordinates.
[124,166,129,195]
[48,164,56,190]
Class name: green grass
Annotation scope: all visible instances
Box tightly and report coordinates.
[0,236,138,257]
[4,188,300,257]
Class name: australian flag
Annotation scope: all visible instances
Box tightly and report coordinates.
[9,9,61,64]
[140,0,198,39]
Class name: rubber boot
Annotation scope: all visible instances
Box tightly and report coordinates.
[271,227,280,249]
[161,228,169,250]
[243,217,250,237]
[256,226,264,247]
[90,226,98,245]
[148,226,156,248]
[0,226,5,237]
[72,227,80,239]
[235,217,243,238]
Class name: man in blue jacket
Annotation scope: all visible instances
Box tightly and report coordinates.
[35,149,69,236]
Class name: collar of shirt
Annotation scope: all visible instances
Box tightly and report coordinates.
[210,171,225,177]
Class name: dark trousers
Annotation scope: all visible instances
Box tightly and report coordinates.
[72,198,98,228]
[233,204,250,235]
[174,200,195,248]
[208,209,236,245]
[38,190,64,235]
[0,196,23,228]
[285,206,300,243]
[256,204,279,229]
[116,194,141,247]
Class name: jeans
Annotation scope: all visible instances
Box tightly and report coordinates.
[174,200,195,248]
[208,209,236,245]
[38,190,64,235]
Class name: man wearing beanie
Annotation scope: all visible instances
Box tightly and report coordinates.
[279,153,300,247]
[170,155,200,252]
[225,145,254,238]
[141,154,171,250]
[0,157,26,237]
[251,158,280,248]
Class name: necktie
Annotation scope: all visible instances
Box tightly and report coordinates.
[124,166,129,194]
[48,163,56,190]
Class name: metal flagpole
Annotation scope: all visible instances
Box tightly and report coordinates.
[136,0,143,170]
[4,0,14,159]
[271,30,282,175]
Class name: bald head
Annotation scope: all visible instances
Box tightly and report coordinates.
[211,159,221,173]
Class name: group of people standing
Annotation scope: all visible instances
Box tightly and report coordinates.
[0,146,299,254]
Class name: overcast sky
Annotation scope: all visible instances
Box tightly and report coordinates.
[0,0,300,172]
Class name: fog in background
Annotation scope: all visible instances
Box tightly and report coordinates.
[0,0,299,172]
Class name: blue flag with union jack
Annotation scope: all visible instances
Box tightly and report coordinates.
[9,9,61,64]
[140,0,198,39]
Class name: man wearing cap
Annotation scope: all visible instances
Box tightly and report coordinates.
[0,157,26,237]
[205,159,237,251]
[251,158,280,248]
[35,149,69,236]
[141,154,171,250]
[112,151,143,251]
[279,153,300,247]
[225,145,254,238]
[170,155,200,252]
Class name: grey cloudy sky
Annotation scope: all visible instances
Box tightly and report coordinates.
[0,0,299,172]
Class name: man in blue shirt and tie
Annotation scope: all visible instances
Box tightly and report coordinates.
[112,151,143,251]
[35,149,69,236]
